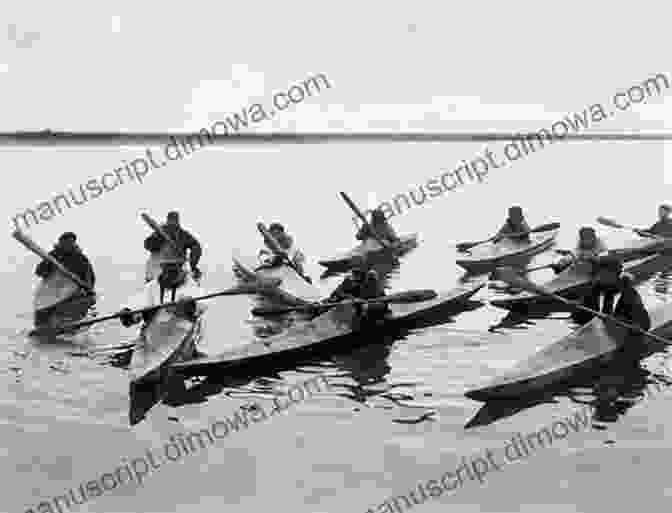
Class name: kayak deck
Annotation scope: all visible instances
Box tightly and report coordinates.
[456,229,558,273]
[491,252,670,310]
[465,300,672,402]
[318,234,419,269]
[233,252,322,305]
[172,282,484,376]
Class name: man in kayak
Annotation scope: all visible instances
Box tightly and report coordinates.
[144,211,203,280]
[636,204,672,237]
[572,256,650,333]
[119,258,203,327]
[494,206,531,243]
[327,256,388,325]
[35,232,96,288]
[356,208,399,244]
[258,223,309,278]
[551,227,608,274]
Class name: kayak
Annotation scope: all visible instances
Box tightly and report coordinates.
[128,276,205,384]
[465,301,672,402]
[232,252,321,305]
[172,281,484,376]
[490,252,671,311]
[318,234,419,270]
[33,272,95,329]
[456,229,559,274]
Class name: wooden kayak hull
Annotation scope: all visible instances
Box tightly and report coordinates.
[128,280,205,384]
[465,301,672,402]
[232,252,321,305]
[490,252,671,311]
[318,234,419,270]
[456,230,558,274]
[172,281,484,376]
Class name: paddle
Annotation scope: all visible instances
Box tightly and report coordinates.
[494,267,672,346]
[13,230,95,294]
[522,263,556,274]
[251,289,438,316]
[456,222,561,253]
[596,216,660,239]
[339,191,394,251]
[31,283,263,337]
[256,222,312,284]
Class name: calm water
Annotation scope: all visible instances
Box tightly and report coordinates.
[2,141,672,512]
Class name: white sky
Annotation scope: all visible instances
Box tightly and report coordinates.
[1,1,670,132]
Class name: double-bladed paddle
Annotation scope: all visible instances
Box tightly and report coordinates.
[30,283,265,337]
[256,222,313,284]
[456,222,560,253]
[13,230,95,295]
[494,267,672,346]
[251,289,437,316]
[340,191,395,252]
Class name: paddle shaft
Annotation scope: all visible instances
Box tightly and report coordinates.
[457,222,560,251]
[37,285,258,336]
[252,289,437,315]
[256,222,312,284]
[522,263,556,274]
[13,230,94,294]
[141,213,182,255]
[339,191,392,250]
[502,272,672,346]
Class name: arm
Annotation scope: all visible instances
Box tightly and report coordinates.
[83,256,96,288]
[182,230,202,269]
[356,224,370,241]
[35,259,54,278]
[144,232,164,252]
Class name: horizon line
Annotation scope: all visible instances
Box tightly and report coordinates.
[0,131,671,145]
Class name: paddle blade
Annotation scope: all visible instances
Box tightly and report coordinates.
[492,267,550,297]
[456,239,487,252]
[529,222,561,233]
[381,289,437,304]
[596,216,624,229]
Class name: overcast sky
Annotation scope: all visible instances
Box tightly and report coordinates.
[1,1,670,132]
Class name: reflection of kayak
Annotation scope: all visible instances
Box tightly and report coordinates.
[173,282,484,376]
[32,272,95,329]
[128,277,205,384]
[465,301,672,402]
[491,253,671,311]
[232,252,321,305]
[318,234,419,270]
[456,230,558,274]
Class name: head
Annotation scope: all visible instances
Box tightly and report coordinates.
[594,255,623,288]
[268,223,290,247]
[658,204,672,221]
[578,227,597,248]
[57,232,78,252]
[371,209,386,225]
[166,211,180,228]
[508,206,524,223]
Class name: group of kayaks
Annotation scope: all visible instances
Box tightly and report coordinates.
[17,193,672,415]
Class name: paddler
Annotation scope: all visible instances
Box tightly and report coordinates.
[327,256,388,324]
[636,204,672,237]
[118,258,203,327]
[258,223,308,277]
[356,208,400,244]
[572,256,650,333]
[493,206,531,243]
[550,227,607,274]
[35,232,96,288]
[144,211,203,281]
